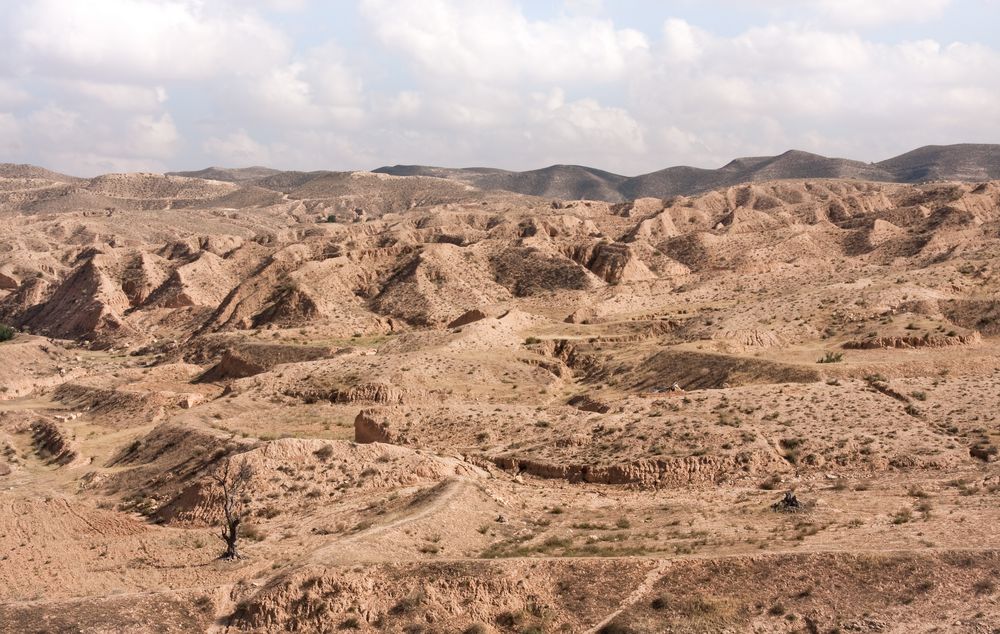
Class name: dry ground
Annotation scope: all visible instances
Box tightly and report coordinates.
[1,168,999,632]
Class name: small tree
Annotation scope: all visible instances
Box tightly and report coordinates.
[211,455,255,560]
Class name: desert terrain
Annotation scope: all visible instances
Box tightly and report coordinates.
[1,150,999,633]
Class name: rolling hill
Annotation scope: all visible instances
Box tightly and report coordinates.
[375,143,1000,201]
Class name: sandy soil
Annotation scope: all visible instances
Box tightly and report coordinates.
[0,170,999,632]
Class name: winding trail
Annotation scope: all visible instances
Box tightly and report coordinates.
[207,583,237,634]
[584,559,670,633]
[308,477,470,565]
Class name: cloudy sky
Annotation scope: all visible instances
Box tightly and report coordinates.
[0,0,998,176]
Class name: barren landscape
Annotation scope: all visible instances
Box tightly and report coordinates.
[2,147,1000,633]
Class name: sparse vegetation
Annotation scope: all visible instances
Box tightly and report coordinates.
[211,456,256,560]
[0,324,14,342]
[6,154,1000,631]
[970,442,998,462]
[891,508,913,525]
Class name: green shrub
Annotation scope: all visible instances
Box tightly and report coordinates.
[0,324,14,342]
[817,351,843,364]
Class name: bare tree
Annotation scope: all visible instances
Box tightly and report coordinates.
[211,455,255,560]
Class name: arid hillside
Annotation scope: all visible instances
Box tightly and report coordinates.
[1,166,999,633]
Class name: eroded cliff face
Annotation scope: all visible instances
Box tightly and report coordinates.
[30,419,80,466]
[490,450,790,487]
[354,407,402,444]
[843,332,982,349]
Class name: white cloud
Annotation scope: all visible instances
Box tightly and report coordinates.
[562,0,604,16]
[734,0,954,27]
[360,0,649,84]
[636,19,1000,165]
[0,0,997,176]
[530,90,645,154]
[203,129,272,166]
[12,0,290,82]
[260,0,310,11]
[61,81,167,112]
[27,105,83,144]
[662,19,706,63]
[0,113,22,154]
[0,80,30,108]
[9,106,178,175]
[125,113,178,159]
[816,0,953,27]
[235,42,365,127]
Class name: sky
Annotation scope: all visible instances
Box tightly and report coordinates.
[0,0,998,176]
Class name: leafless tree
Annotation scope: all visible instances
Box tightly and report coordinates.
[211,455,255,560]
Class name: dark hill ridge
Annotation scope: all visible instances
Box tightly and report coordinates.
[375,144,1000,202]
[876,144,1000,182]
[15,143,1000,203]
[167,166,283,183]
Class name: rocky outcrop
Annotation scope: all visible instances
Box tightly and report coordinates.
[0,268,19,290]
[564,307,597,324]
[251,286,323,327]
[567,394,611,413]
[629,349,821,391]
[30,420,80,466]
[53,382,172,429]
[294,382,407,406]
[198,344,336,382]
[228,558,653,634]
[713,329,783,348]
[335,383,405,404]
[447,308,488,329]
[843,332,981,349]
[492,449,787,488]
[22,255,136,343]
[543,340,612,382]
[567,242,657,284]
[354,407,403,444]
[866,218,906,247]
[146,250,237,309]
[197,350,267,382]
[940,299,1000,335]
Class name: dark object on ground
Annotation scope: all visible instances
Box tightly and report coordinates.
[772,491,802,512]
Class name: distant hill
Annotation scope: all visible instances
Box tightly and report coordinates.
[166,166,283,183]
[875,144,1000,183]
[13,143,998,203]
[376,144,1000,202]
[0,163,84,184]
[373,164,625,201]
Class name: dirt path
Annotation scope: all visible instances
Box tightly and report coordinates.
[207,582,237,634]
[584,559,670,633]
[308,477,470,565]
